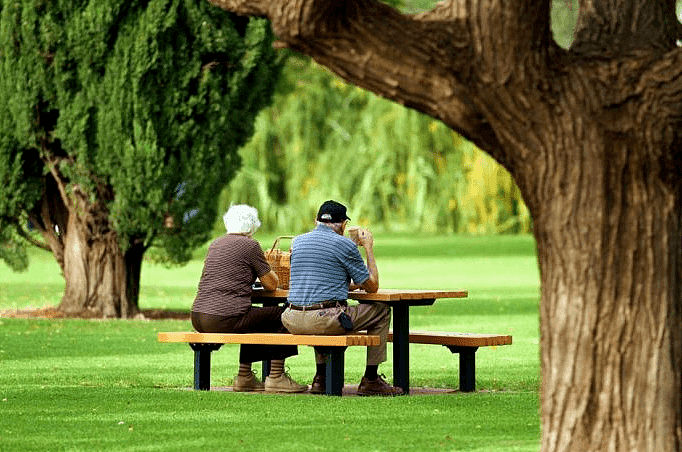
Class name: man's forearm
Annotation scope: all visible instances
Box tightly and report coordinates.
[362,246,379,293]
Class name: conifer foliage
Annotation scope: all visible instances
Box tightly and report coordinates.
[0,0,280,317]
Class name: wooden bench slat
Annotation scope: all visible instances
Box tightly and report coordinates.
[158,332,380,347]
[159,331,511,348]
[387,331,512,347]
[386,331,511,393]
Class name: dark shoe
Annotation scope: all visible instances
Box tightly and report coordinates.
[310,374,325,394]
[357,375,404,396]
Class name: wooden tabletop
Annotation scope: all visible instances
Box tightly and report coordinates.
[350,288,467,301]
[252,288,468,301]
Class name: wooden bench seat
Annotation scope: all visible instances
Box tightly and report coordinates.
[159,331,511,394]
[387,331,512,392]
[158,332,380,395]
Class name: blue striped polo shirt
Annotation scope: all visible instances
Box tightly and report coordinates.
[287,225,370,306]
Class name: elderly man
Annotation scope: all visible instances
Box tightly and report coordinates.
[282,200,403,396]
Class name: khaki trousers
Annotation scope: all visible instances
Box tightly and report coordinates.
[281,302,390,366]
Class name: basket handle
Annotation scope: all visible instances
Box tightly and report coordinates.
[269,236,295,253]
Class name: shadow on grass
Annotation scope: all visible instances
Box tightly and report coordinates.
[0,306,190,320]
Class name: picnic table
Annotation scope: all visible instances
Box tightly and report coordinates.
[253,288,468,394]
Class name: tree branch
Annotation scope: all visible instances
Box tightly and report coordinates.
[204,0,563,170]
[40,155,73,210]
[14,223,51,252]
[207,0,497,153]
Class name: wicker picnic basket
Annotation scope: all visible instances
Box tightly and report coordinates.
[264,236,294,289]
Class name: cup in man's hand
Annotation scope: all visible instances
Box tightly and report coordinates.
[347,226,362,246]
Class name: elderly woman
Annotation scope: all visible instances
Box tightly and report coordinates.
[191,205,307,393]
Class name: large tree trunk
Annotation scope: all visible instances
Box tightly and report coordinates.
[31,170,142,319]
[533,135,682,450]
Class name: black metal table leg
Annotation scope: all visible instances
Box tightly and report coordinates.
[447,345,479,392]
[315,346,346,396]
[392,304,410,394]
[262,360,271,379]
[189,343,223,390]
[325,347,346,396]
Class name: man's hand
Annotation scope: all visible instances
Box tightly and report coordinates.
[357,229,374,249]
[358,229,379,293]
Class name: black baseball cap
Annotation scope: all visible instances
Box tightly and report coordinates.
[316,200,351,223]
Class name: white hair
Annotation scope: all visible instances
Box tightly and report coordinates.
[316,220,345,234]
[223,205,261,235]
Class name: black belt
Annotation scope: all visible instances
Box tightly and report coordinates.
[288,300,347,311]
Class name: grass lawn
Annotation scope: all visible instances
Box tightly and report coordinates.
[0,234,541,452]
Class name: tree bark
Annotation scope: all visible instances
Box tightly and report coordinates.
[534,132,682,451]
[32,170,142,319]
[58,215,141,319]
[205,0,682,450]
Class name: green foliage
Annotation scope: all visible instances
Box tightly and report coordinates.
[381,0,405,7]
[400,0,580,48]
[551,0,579,48]
[400,0,438,12]
[0,227,28,272]
[0,0,280,267]
[219,57,531,235]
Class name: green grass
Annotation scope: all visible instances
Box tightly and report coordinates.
[1,386,538,452]
[0,234,541,451]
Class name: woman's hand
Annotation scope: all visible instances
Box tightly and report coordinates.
[259,270,279,291]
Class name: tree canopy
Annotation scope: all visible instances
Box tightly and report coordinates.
[0,0,280,316]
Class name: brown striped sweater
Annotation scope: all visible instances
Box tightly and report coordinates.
[191,234,271,317]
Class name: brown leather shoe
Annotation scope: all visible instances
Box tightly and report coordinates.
[233,371,265,392]
[357,375,404,396]
[310,374,325,394]
[264,372,308,393]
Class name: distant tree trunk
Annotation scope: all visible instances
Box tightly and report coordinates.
[58,219,141,318]
[31,170,142,319]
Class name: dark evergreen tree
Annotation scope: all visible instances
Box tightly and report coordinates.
[0,0,280,317]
